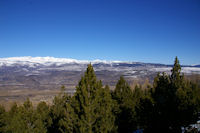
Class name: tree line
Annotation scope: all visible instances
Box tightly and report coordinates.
[0,57,200,133]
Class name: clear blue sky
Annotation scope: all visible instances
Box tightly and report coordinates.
[0,0,199,65]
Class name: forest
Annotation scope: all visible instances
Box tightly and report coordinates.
[0,57,200,133]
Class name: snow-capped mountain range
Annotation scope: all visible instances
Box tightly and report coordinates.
[0,56,199,90]
[0,56,123,67]
[0,56,199,72]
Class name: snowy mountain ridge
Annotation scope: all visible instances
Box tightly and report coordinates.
[0,56,199,67]
[0,56,200,74]
[0,56,127,67]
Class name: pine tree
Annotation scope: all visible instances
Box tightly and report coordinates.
[5,99,37,133]
[113,76,133,107]
[49,89,74,133]
[113,76,135,133]
[72,64,115,133]
[170,56,183,88]
[0,105,6,132]
[72,64,98,133]
[135,95,155,132]
[176,79,200,131]
[149,58,184,132]
[141,57,200,132]
[132,85,143,105]
[94,85,116,133]
[150,72,173,132]
[35,101,52,133]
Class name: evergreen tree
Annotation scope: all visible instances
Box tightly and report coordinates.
[176,80,200,131]
[170,56,183,88]
[0,105,6,132]
[94,85,116,133]
[139,57,200,133]
[72,64,98,133]
[72,64,115,133]
[135,95,155,132]
[21,99,36,132]
[5,99,37,133]
[4,102,20,133]
[150,72,173,132]
[170,57,199,132]
[6,99,52,133]
[132,85,143,105]
[8,102,18,117]
[49,89,74,133]
[148,58,184,132]
[113,76,135,133]
[35,101,52,133]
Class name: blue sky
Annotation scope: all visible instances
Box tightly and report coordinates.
[0,0,199,65]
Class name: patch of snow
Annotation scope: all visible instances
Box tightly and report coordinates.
[150,67,200,74]
[182,67,200,74]
[150,67,172,72]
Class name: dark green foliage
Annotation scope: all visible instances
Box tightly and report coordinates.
[170,56,183,88]
[114,76,133,107]
[113,76,136,133]
[36,101,52,132]
[0,105,6,132]
[135,95,154,132]
[136,57,200,133]
[72,64,99,133]
[94,85,116,132]
[72,64,115,133]
[133,85,144,105]
[176,81,200,128]
[5,99,39,133]
[49,89,74,133]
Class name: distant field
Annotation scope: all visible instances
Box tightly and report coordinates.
[0,84,78,110]
[0,88,56,110]
[1,74,200,110]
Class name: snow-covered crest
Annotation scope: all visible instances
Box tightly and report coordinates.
[0,56,126,67]
[0,56,86,63]
[0,56,200,76]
